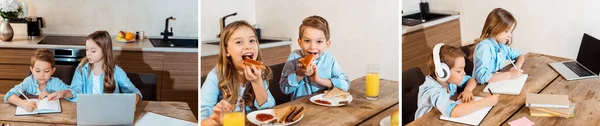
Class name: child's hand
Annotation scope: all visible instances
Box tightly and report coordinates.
[209,100,233,125]
[508,67,523,79]
[244,64,263,84]
[296,63,314,77]
[308,64,320,82]
[18,100,37,112]
[38,91,50,100]
[484,94,500,106]
[47,91,66,100]
[458,90,474,103]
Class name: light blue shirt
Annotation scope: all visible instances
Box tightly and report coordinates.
[68,63,142,102]
[200,68,276,121]
[280,50,349,100]
[414,75,471,120]
[4,75,70,102]
[472,38,522,84]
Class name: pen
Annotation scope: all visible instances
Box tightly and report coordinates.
[506,55,519,69]
[17,89,32,102]
[488,88,494,95]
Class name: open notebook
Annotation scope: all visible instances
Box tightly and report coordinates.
[15,97,62,115]
[483,74,528,95]
[135,112,197,126]
[440,97,492,126]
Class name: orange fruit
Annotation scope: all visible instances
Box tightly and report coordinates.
[125,32,135,40]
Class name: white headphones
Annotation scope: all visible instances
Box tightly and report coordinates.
[433,43,450,81]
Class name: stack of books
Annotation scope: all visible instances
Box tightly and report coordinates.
[526,94,576,118]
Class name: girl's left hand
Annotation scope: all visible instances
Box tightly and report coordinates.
[244,65,263,84]
[458,90,474,103]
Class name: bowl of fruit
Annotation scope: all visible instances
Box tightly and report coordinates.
[116,31,135,43]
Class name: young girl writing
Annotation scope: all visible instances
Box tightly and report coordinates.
[471,8,526,84]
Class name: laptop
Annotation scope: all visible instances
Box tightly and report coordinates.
[77,94,136,125]
[549,33,600,80]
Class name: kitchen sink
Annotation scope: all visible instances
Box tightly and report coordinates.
[402,12,451,26]
[204,38,285,45]
[150,38,198,48]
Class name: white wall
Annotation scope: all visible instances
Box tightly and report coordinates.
[256,0,400,81]
[405,0,600,59]
[403,0,420,13]
[25,0,198,37]
[457,0,599,59]
[200,0,256,41]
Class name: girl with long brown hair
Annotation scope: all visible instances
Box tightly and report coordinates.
[55,30,142,103]
[471,8,526,84]
[200,20,275,125]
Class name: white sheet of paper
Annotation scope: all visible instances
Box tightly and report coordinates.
[135,112,197,126]
[37,97,61,113]
[483,74,528,95]
[15,99,39,115]
[15,97,61,115]
[440,97,492,126]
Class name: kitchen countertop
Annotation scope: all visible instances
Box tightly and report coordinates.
[201,36,292,57]
[402,10,460,35]
[0,35,198,52]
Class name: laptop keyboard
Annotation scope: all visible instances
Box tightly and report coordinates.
[563,62,595,77]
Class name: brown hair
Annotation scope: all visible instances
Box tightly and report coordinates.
[217,20,273,108]
[78,30,116,93]
[31,49,55,68]
[470,8,517,60]
[427,45,466,77]
[299,15,330,40]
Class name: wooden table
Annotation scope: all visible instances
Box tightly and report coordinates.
[0,94,197,125]
[247,77,399,125]
[360,104,399,126]
[502,76,600,125]
[408,53,571,125]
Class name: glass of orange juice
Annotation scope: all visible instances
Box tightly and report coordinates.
[366,64,380,100]
[223,99,245,126]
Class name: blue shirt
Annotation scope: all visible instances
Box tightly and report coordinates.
[472,38,522,84]
[68,63,142,102]
[200,68,276,121]
[280,50,349,100]
[4,75,70,102]
[414,75,471,120]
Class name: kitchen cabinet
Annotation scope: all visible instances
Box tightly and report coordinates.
[0,48,37,94]
[402,19,461,74]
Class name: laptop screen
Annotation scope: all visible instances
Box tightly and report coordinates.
[577,33,600,74]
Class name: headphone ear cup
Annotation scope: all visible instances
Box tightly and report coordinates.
[438,63,451,81]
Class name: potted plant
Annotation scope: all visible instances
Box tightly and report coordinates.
[0,0,25,41]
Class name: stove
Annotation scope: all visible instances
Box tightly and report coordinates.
[38,36,87,46]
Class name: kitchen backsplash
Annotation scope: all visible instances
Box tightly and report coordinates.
[22,0,198,37]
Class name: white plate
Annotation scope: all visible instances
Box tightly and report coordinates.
[380,116,391,126]
[115,38,135,43]
[246,109,303,126]
[309,93,353,107]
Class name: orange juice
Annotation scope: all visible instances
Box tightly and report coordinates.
[366,72,380,100]
[223,112,245,126]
